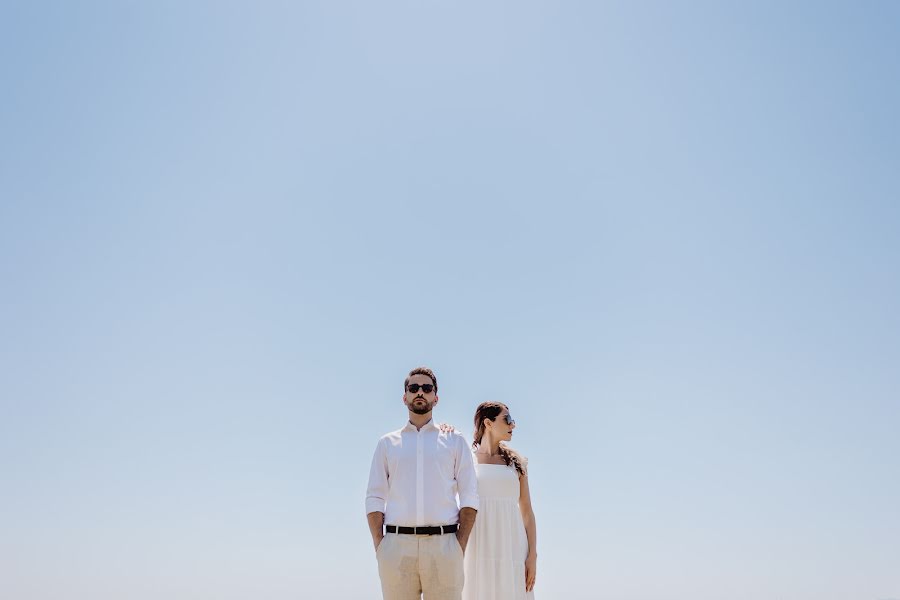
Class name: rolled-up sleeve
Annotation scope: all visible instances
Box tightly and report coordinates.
[455,434,479,511]
[365,438,389,515]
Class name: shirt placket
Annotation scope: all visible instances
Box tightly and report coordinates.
[416,429,424,526]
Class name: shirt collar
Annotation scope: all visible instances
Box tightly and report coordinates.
[402,418,438,432]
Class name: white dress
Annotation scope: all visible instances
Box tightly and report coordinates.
[462,462,534,600]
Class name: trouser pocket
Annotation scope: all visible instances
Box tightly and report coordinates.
[433,535,464,589]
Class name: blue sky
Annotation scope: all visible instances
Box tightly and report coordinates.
[2,2,899,599]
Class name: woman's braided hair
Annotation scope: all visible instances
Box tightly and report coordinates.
[472,401,527,477]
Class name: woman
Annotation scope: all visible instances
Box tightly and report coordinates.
[462,402,537,600]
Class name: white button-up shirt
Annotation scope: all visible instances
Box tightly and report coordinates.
[366,419,479,526]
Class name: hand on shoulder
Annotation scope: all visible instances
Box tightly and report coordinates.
[437,422,456,434]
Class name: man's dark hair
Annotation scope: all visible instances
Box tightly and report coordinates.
[404,367,438,392]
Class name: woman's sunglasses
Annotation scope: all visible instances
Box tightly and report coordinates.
[495,414,515,426]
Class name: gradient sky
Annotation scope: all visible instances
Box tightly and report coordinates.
[2,2,899,599]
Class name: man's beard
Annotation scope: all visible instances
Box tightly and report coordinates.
[409,399,433,415]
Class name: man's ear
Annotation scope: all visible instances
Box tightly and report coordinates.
[433,394,439,406]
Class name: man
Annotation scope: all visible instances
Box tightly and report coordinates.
[366,367,478,600]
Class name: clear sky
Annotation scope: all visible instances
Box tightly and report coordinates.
[2,2,899,599]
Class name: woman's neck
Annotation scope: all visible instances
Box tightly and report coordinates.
[477,436,502,456]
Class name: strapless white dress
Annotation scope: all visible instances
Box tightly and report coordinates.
[462,463,534,600]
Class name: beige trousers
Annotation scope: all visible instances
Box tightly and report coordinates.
[376,532,465,600]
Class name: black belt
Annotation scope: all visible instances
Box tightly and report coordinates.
[386,524,458,535]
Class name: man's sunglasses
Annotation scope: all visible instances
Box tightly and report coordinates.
[406,383,435,394]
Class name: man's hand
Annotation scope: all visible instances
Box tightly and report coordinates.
[456,531,466,554]
[367,511,385,554]
[455,507,476,554]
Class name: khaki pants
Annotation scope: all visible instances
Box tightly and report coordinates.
[376,532,464,600]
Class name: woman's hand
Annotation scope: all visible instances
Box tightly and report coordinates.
[525,553,537,591]
[438,422,456,434]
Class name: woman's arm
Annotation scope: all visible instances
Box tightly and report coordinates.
[519,473,537,592]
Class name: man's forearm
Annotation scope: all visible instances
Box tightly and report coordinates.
[367,511,385,550]
[456,507,477,551]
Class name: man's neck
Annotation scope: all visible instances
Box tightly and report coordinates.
[408,412,432,431]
